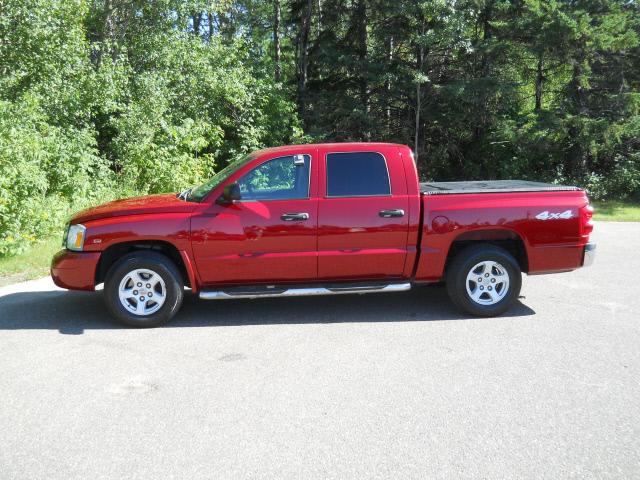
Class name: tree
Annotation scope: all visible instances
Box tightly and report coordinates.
[1,0,640,257]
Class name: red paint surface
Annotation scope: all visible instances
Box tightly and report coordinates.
[315,144,412,280]
[190,145,319,285]
[414,190,591,281]
[72,193,196,224]
[51,142,593,292]
[51,250,100,290]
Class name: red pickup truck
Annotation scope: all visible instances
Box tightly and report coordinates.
[51,143,595,327]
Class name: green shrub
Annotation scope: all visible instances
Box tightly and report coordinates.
[0,98,114,256]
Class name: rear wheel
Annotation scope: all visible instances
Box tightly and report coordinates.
[445,244,522,317]
[104,251,184,327]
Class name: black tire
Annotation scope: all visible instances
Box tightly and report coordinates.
[445,244,522,317]
[103,251,184,327]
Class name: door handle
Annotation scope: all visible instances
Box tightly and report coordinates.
[379,209,405,218]
[281,212,310,221]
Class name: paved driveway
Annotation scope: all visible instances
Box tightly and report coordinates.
[0,222,638,479]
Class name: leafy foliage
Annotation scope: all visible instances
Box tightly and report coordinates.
[0,98,114,255]
[0,0,639,256]
[0,0,302,255]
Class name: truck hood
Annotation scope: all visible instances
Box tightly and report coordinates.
[71,193,197,224]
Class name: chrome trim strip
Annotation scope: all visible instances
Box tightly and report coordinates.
[199,282,411,300]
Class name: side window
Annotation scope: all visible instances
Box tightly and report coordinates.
[326,152,391,197]
[237,155,311,201]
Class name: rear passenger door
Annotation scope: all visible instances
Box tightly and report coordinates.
[317,147,410,280]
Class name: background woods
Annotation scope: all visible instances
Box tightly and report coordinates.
[0,0,639,255]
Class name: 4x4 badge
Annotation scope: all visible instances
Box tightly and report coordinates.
[535,210,573,220]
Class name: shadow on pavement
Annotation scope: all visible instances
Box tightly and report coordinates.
[0,284,535,334]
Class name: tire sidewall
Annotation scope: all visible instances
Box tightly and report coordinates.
[104,252,183,327]
[447,246,522,317]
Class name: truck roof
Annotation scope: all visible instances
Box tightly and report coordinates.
[255,142,408,156]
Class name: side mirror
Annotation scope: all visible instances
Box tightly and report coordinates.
[216,182,242,205]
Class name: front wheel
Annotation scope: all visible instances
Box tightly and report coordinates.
[445,244,522,317]
[104,251,184,327]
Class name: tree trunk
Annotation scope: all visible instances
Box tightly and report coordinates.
[96,0,115,64]
[296,0,314,117]
[413,10,427,164]
[414,42,424,164]
[208,12,214,40]
[572,58,588,116]
[474,1,494,144]
[193,12,202,36]
[535,53,543,111]
[386,35,393,137]
[219,10,233,43]
[566,51,589,178]
[355,0,369,139]
[273,0,281,82]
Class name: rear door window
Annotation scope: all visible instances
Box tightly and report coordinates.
[326,152,391,197]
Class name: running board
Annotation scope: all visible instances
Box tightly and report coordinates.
[199,282,411,300]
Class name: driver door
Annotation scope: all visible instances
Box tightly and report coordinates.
[191,150,318,285]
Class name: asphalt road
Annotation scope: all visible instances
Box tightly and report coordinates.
[0,222,638,479]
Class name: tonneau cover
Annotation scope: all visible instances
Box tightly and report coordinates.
[420,180,581,195]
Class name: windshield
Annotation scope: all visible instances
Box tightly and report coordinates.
[189,153,257,202]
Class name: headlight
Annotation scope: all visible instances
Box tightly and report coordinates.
[66,224,86,251]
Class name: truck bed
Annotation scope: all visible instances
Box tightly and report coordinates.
[420,180,581,195]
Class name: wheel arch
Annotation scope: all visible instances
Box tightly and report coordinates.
[444,228,529,274]
[95,240,193,289]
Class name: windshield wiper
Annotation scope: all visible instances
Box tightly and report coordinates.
[177,187,193,201]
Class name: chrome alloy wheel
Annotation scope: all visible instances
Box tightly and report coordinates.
[465,261,510,305]
[118,268,166,315]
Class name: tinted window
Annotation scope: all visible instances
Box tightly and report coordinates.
[237,155,310,201]
[326,152,390,197]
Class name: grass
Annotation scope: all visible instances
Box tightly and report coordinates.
[0,237,61,287]
[593,200,640,222]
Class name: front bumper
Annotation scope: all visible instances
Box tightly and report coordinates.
[582,243,596,267]
[51,249,100,290]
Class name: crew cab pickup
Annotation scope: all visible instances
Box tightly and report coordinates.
[51,143,595,327]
